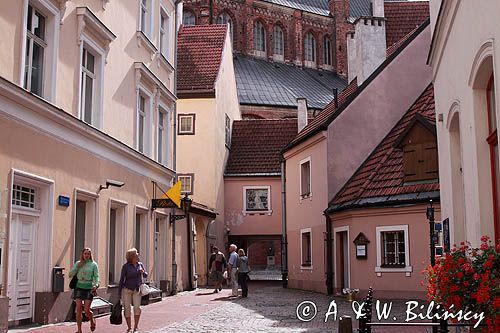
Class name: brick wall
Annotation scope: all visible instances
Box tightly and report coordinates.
[183,0,350,73]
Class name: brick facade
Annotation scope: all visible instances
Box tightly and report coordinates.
[183,0,350,73]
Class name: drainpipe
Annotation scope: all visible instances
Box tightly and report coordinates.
[186,209,193,291]
[325,212,334,295]
[171,0,182,295]
[280,159,288,288]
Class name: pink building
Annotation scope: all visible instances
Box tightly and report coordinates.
[224,119,297,276]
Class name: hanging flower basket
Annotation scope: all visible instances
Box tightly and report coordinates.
[342,288,359,302]
[422,236,500,332]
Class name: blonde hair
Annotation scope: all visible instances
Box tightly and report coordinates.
[238,249,245,256]
[126,248,138,263]
[79,247,94,262]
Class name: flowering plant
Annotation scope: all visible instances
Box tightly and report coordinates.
[422,235,500,331]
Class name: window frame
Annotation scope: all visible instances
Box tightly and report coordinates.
[73,188,99,263]
[273,25,284,61]
[178,114,195,135]
[139,0,153,38]
[253,20,266,57]
[375,225,412,275]
[107,199,128,286]
[242,185,272,215]
[178,174,194,195]
[225,114,231,148]
[216,12,233,43]
[324,36,332,67]
[157,104,171,166]
[134,205,150,270]
[299,157,312,199]
[159,6,171,60]
[183,9,196,26]
[304,32,316,66]
[20,0,60,102]
[136,86,153,156]
[300,228,313,269]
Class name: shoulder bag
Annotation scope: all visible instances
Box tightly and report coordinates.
[138,263,151,296]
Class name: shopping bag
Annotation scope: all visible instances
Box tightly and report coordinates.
[109,302,123,325]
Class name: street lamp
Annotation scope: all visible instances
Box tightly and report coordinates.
[170,193,194,294]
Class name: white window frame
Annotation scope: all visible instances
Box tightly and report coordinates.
[139,0,153,38]
[242,185,272,215]
[178,174,194,194]
[136,86,153,156]
[304,32,316,67]
[159,6,171,60]
[73,188,100,262]
[134,205,150,271]
[108,198,128,286]
[20,0,60,102]
[375,225,412,276]
[78,42,104,128]
[299,156,312,200]
[178,114,195,135]
[253,21,266,57]
[157,104,171,166]
[273,25,284,61]
[300,228,313,270]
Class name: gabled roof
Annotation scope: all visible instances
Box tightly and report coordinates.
[384,0,430,49]
[327,83,438,213]
[234,55,347,110]
[177,25,227,93]
[283,18,430,152]
[261,0,329,16]
[225,119,298,176]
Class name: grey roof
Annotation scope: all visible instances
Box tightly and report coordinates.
[350,0,372,19]
[234,55,348,109]
[261,0,329,16]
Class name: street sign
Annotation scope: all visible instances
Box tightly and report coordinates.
[152,198,177,209]
[161,181,182,208]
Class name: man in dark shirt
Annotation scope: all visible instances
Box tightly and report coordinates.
[208,246,226,293]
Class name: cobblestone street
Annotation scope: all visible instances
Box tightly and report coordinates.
[19,282,433,333]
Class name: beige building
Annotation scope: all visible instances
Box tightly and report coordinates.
[429,0,500,245]
[176,24,241,286]
[0,0,187,327]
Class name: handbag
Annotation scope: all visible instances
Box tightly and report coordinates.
[139,283,151,296]
[69,264,82,289]
[109,301,123,325]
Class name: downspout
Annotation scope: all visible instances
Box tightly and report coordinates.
[280,158,288,288]
[171,0,182,295]
[325,212,334,295]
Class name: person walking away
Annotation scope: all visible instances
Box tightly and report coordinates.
[119,248,149,333]
[208,246,226,293]
[68,247,100,333]
[227,244,239,297]
[237,249,250,297]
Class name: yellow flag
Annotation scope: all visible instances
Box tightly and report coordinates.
[161,181,182,208]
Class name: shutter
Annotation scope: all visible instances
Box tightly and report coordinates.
[403,145,419,182]
[422,142,439,180]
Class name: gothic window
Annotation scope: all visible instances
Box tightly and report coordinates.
[216,12,233,42]
[304,32,316,63]
[324,36,332,66]
[273,25,284,56]
[253,21,266,54]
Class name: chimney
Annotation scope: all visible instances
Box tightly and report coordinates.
[297,98,308,132]
[372,0,384,18]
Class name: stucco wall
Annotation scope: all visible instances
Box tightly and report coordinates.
[327,25,432,200]
[224,177,282,236]
[330,204,441,299]
[430,0,500,245]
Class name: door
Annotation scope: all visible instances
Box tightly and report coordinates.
[8,214,36,322]
[154,217,167,284]
[341,232,349,289]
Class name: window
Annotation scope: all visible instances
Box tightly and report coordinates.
[273,25,284,59]
[135,208,148,268]
[80,47,96,125]
[24,4,46,97]
[375,225,411,275]
[159,9,170,57]
[216,12,233,42]
[301,229,312,267]
[486,76,500,240]
[183,10,195,26]
[178,174,194,194]
[381,231,405,267]
[140,0,152,37]
[304,32,316,63]
[137,94,147,153]
[12,184,36,209]
[109,203,126,285]
[225,114,231,147]
[253,21,266,55]
[178,114,195,135]
[74,190,98,263]
[300,158,311,198]
[244,186,270,213]
[158,107,170,165]
[324,36,332,66]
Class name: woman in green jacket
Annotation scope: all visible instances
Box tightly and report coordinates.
[69,247,100,333]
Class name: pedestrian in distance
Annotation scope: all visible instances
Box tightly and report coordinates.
[227,244,239,297]
[68,247,100,333]
[119,248,149,333]
[237,249,250,298]
[208,246,226,293]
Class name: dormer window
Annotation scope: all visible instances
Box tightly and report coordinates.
[395,114,438,183]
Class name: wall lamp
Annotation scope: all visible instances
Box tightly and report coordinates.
[97,179,125,194]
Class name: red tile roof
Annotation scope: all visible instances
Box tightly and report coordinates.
[226,119,298,175]
[384,1,430,49]
[177,25,227,92]
[330,84,438,209]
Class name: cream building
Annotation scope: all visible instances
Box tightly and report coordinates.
[0,0,186,326]
[429,0,500,245]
